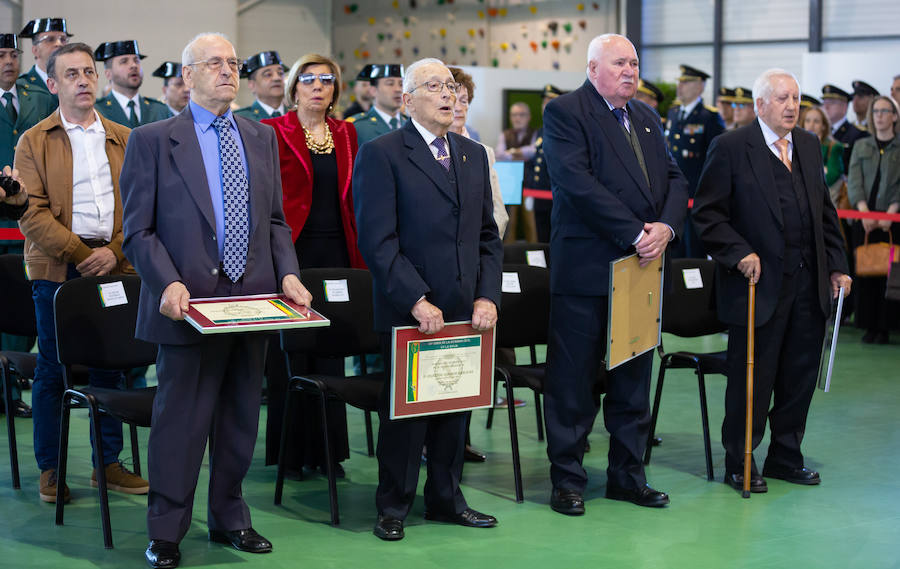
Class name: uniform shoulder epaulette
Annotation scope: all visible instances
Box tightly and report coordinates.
[704,104,719,113]
[345,115,357,123]
[142,96,167,107]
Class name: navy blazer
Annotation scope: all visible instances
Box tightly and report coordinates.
[543,79,689,296]
[120,107,300,345]
[692,120,848,327]
[352,121,502,332]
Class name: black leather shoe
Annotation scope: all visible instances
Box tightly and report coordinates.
[146,540,180,569]
[464,445,487,462]
[550,487,585,516]
[762,465,821,485]
[424,507,498,528]
[209,528,272,553]
[606,484,670,507]
[373,516,404,541]
[724,472,768,493]
[13,399,32,418]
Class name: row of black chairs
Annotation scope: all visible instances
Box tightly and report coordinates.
[0,247,728,548]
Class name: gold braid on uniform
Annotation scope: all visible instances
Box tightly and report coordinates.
[303,122,334,154]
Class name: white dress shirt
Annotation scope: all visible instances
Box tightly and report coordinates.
[59,110,115,241]
[373,104,401,129]
[256,98,285,117]
[411,117,450,159]
[34,65,49,85]
[111,89,141,122]
[757,117,794,162]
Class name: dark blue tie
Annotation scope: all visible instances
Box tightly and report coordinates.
[612,107,628,131]
[212,115,249,282]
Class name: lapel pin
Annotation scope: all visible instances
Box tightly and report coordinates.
[644,127,651,133]
[463,154,467,162]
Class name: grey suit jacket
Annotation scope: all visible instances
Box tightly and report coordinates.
[120,107,300,345]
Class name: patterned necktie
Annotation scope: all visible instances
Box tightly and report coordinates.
[774,138,792,172]
[389,116,399,130]
[3,92,16,123]
[271,110,281,118]
[127,100,139,128]
[612,107,629,132]
[432,137,450,171]
[212,115,250,282]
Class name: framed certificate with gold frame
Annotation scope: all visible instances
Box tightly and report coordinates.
[184,293,329,334]
[607,254,664,370]
[390,322,495,419]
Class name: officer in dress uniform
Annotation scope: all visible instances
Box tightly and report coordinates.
[850,80,879,131]
[635,79,664,115]
[1,33,54,170]
[94,40,171,127]
[525,83,563,243]
[17,17,72,110]
[152,61,188,116]
[822,84,869,169]
[801,94,821,110]
[234,51,288,121]
[716,87,736,129]
[665,64,725,258]
[731,86,756,129]
[343,66,374,119]
[346,63,406,146]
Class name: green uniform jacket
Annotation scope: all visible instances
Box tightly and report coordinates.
[234,100,283,121]
[17,66,58,109]
[1,86,56,168]
[95,92,172,127]
[347,106,407,146]
[821,139,845,188]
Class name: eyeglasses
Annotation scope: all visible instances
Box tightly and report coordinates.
[297,73,335,85]
[409,80,461,94]
[188,57,240,72]
[872,108,896,116]
[34,33,68,47]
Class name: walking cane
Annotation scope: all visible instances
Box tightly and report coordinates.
[742,280,756,498]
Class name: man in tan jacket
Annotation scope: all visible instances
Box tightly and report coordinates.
[15,42,148,503]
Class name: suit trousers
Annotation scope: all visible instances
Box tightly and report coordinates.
[545,294,652,493]
[147,275,267,543]
[722,265,825,475]
[374,334,468,520]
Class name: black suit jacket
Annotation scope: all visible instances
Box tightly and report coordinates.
[692,120,848,327]
[352,121,502,332]
[832,119,870,171]
[120,107,300,345]
[543,79,689,297]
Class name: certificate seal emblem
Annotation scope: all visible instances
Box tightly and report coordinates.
[222,304,261,317]
[432,354,464,391]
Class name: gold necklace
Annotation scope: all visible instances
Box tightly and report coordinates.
[302,122,334,154]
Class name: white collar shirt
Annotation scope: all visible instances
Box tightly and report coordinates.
[59,110,115,241]
[111,88,141,122]
[411,117,450,160]
[0,84,18,113]
[758,117,793,162]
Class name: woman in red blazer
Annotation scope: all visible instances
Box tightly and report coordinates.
[262,53,365,477]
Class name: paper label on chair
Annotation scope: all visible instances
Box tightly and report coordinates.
[323,279,350,302]
[525,250,547,268]
[501,272,521,293]
[682,268,703,289]
[98,281,128,307]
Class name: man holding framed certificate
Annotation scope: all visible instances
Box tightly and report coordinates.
[353,57,502,541]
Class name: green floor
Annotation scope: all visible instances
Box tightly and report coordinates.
[1,328,898,569]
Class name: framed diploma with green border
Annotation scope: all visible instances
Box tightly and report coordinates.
[184,293,329,334]
[390,322,495,419]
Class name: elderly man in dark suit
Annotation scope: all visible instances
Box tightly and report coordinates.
[693,68,851,494]
[352,57,503,541]
[120,32,311,569]
[542,33,688,516]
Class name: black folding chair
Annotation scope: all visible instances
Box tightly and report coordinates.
[0,254,35,489]
[503,242,550,268]
[643,258,726,481]
[53,275,158,549]
[274,268,382,526]
[488,264,552,503]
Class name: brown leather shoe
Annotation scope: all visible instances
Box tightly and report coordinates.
[39,469,70,503]
[92,461,149,494]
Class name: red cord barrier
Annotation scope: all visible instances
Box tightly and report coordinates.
[2,197,898,242]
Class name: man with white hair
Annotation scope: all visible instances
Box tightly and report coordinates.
[353,57,502,540]
[542,34,688,515]
[693,68,851,494]
[120,32,310,568]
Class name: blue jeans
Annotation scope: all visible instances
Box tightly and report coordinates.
[31,273,124,472]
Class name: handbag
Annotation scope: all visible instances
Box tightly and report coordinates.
[855,230,896,277]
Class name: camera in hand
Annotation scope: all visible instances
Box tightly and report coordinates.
[0,173,20,197]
